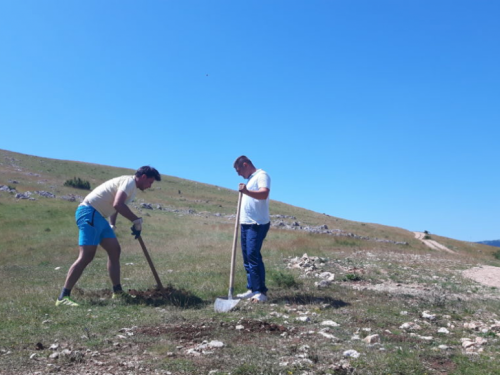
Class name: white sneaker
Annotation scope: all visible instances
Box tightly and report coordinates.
[250,293,268,303]
[236,290,257,299]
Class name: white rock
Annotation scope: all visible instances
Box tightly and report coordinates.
[296,316,310,322]
[464,322,478,330]
[422,311,436,320]
[319,272,335,281]
[208,340,224,348]
[235,325,244,330]
[462,341,475,348]
[475,337,487,346]
[438,328,449,334]
[321,320,339,327]
[438,345,449,350]
[315,280,332,288]
[400,322,421,331]
[185,348,201,356]
[363,334,380,344]
[318,331,337,340]
[343,350,360,358]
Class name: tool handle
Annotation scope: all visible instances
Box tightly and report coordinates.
[138,236,165,291]
[228,191,243,299]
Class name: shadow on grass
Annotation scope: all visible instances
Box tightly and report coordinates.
[128,285,205,308]
[75,286,205,308]
[272,294,350,308]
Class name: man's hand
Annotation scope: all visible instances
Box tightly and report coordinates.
[132,218,143,231]
[130,218,143,239]
[130,226,141,239]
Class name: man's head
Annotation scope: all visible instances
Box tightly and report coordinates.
[233,155,256,179]
[135,166,161,191]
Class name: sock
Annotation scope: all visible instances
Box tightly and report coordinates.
[58,288,71,300]
[113,284,123,293]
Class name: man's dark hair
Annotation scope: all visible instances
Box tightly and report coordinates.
[135,166,161,181]
[233,155,254,168]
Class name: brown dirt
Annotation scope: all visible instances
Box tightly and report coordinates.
[128,286,205,307]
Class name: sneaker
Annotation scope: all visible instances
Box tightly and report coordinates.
[112,291,136,301]
[55,296,79,307]
[236,290,257,299]
[250,293,268,303]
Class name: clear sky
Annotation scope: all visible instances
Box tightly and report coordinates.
[1,1,498,242]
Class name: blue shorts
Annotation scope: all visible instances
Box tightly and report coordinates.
[76,205,116,246]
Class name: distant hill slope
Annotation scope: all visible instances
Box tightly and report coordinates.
[0,148,496,258]
[477,240,500,248]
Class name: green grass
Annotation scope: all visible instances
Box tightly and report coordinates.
[1,149,500,374]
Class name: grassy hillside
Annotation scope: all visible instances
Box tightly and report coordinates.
[1,149,499,375]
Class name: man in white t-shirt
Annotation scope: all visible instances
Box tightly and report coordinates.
[56,166,161,307]
[233,156,271,303]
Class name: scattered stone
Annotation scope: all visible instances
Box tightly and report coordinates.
[318,331,337,340]
[462,340,475,349]
[422,311,436,320]
[343,349,360,358]
[399,322,421,331]
[0,185,16,193]
[363,334,380,344]
[321,320,339,327]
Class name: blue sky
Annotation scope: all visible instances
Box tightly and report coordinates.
[1,1,498,242]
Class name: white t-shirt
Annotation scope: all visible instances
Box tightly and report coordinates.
[240,169,271,225]
[83,176,137,218]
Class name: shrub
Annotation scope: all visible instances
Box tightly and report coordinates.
[494,250,500,260]
[269,270,300,289]
[343,273,362,281]
[64,177,91,190]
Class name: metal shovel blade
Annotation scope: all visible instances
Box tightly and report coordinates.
[214,297,240,313]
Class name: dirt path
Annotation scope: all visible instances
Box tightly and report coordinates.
[412,232,500,288]
[413,232,456,254]
[462,265,500,289]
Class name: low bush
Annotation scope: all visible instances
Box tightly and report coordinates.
[64,177,91,190]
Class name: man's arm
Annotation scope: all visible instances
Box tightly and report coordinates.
[113,190,140,222]
[239,183,270,200]
[109,212,118,227]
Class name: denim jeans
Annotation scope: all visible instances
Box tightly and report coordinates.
[240,222,270,294]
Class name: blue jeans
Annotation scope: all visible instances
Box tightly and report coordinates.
[240,222,270,294]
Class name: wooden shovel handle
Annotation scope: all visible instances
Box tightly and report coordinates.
[137,236,165,291]
[228,191,243,299]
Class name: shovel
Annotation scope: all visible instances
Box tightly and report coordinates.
[137,235,166,293]
[214,191,243,313]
